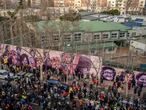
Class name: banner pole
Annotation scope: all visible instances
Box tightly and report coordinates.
[40,64,43,81]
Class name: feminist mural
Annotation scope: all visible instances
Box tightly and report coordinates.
[0,44,102,76]
[136,73,146,87]
[0,44,43,69]
[100,66,116,81]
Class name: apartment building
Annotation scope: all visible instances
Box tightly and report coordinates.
[64,0,74,8]
[73,0,82,9]
[128,0,145,14]
[106,0,145,15]
[81,0,89,10]
[24,0,41,8]
[81,0,145,15]
[96,0,107,12]
[53,0,65,7]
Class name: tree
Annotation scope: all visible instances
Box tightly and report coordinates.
[60,10,81,22]
[27,0,31,7]
[7,0,24,19]
[101,9,120,15]
[0,16,9,22]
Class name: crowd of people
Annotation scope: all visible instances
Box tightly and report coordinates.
[0,62,146,110]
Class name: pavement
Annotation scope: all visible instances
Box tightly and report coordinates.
[104,47,146,67]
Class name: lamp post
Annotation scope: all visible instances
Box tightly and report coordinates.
[40,62,43,81]
[40,32,46,81]
[10,21,17,45]
[125,75,128,97]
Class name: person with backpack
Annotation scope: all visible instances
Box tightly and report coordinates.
[100,91,105,106]
[27,104,32,110]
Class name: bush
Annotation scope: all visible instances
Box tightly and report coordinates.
[101,9,120,15]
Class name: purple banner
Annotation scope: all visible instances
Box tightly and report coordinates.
[101,66,116,81]
[136,73,146,87]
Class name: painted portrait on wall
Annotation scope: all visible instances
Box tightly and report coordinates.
[20,54,29,66]
[43,51,52,71]
[75,56,92,75]
[101,66,116,81]
[60,53,80,74]
[3,45,11,57]
[15,47,22,65]
[29,49,37,68]
[136,73,146,87]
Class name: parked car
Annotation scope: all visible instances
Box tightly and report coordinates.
[0,69,16,80]
[16,71,26,79]
[48,79,69,92]
[48,79,60,87]
[24,73,34,78]
[60,83,69,92]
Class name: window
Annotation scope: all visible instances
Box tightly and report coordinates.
[127,33,130,37]
[74,33,81,41]
[64,36,71,42]
[132,32,136,37]
[53,34,59,41]
[108,47,114,51]
[111,33,117,38]
[119,32,125,37]
[102,34,109,39]
[41,35,46,42]
[93,34,100,40]
[75,36,81,41]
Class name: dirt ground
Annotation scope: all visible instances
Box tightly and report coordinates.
[104,47,146,67]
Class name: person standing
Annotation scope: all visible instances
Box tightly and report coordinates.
[138,83,143,97]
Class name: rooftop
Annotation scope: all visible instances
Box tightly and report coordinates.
[79,21,130,32]
[32,20,130,33]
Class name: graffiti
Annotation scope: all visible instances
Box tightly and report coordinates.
[0,44,102,76]
[136,73,146,87]
[101,66,116,81]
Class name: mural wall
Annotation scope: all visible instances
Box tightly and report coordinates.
[101,66,116,81]
[101,66,146,87]
[0,44,102,76]
[136,73,146,87]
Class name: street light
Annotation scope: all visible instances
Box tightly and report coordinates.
[10,21,17,45]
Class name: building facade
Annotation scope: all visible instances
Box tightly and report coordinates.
[30,21,130,54]
[69,0,146,15]
[130,39,146,55]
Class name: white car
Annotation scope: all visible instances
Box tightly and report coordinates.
[0,70,15,80]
